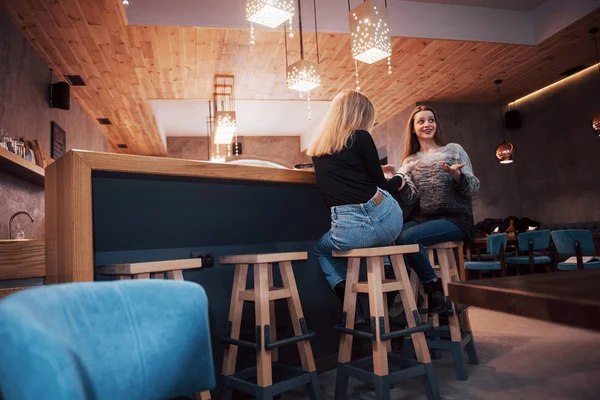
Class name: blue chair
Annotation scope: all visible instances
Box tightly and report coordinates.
[551,230,600,271]
[464,233,508,278]
[505,230,553,274]
[0,280,215,400]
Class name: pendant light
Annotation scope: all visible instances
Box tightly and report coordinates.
[348,0,393,91]
[285,0,321,93]
[590,28,600,136]
[246,0,295,29]
[494,80,515,164]
[214,75,237,146]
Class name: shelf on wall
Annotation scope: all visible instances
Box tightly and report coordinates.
[0,147,45,187]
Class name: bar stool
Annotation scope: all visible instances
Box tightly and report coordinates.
[218,252,321,400]
[333,245,440,400]
[411,242,478,381]
[97,258,211,400]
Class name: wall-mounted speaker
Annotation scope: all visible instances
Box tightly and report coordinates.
[505,110,521,130]
[49,82,70,110]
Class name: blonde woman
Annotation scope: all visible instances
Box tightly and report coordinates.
[308,90,411,303]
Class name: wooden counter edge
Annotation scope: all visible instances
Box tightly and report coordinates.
[448,281,600,332]
[72,149,317,185]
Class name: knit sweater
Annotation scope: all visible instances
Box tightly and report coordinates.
[396,143,480,242]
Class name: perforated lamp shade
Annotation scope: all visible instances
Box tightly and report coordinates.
[246,0,294,28]
[348,0,392,64]
[214,111,236,145]
[496,142,515,164]
[286,59,321,92]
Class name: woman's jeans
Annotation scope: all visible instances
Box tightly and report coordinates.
[395,219,465,283]
[315,189,403,289]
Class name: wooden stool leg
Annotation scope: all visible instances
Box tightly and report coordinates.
[428,249,440,328]
[222,264,249,376]
[119,276,131,280]
[279,261,316,372]
[194,391,212,400]
[437,249,468,380]
[254,263,273,388]
[152,272,164,279]
[380,261,392,353]
[366,256,389,376]
[448,249,473,333]
[268,264,278,362]
[458,244,466,281]
[338,257,360,364]
[133,273,150,279]
[390,255,431,365]
[437,249,462,343]
[166,270,184,280]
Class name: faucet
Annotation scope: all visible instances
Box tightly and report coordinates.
[9,211,34,239]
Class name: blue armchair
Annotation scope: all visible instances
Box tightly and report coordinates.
[505,230,553,274]
[0,280,215,400]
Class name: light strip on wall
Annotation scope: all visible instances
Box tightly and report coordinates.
[511,62,600,105]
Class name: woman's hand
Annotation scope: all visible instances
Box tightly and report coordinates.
[442,162,466,182]
[381,164,397,175]
[398,158,420,175]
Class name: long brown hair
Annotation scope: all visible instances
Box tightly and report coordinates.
[402,105,445,163]
[307,89,375,157]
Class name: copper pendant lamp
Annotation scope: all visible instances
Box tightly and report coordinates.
[494,80,514,164]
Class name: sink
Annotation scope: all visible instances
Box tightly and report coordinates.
[0,239,46,280]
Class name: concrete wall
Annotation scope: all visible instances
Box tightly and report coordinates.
[511,67,600,225]
[0,9,109,240]
[167,136,311,169]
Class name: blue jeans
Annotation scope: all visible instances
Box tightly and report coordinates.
[396,219,465,283]
[315,188,403,289]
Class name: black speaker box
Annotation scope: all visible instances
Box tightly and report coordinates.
[505,110,521,130]
[49,82,70,110]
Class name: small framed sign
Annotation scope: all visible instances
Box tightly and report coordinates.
[51,121,66,159]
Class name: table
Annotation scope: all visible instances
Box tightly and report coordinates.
[448,269,600,332]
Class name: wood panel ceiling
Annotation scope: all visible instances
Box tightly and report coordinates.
[1,0,599,155]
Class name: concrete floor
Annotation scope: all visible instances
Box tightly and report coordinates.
[285,308,600,400]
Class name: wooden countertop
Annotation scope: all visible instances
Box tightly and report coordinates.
[67,150,316,185]
[448,270,600,332]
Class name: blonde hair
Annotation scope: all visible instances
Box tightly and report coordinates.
[402,105,445,163]
[307,89,376,157]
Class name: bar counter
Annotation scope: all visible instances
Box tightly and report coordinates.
[45,150,355,383]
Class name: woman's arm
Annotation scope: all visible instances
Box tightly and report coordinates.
[396,171,419,206]
[358,131,404,192]
[455,145,480,197]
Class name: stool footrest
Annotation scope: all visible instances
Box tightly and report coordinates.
[220,324,261,350]
[265,317,314,350]
[334,313,377,339]
[220,319,315,351]
[380,319,433,341]
[334,312,432,341]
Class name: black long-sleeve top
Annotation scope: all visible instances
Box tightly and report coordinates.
[311,130,404,207]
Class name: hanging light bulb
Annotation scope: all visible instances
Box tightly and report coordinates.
[122,0,129,8]
[494,80,515,164]
[348,0,392,65]
[589,28,600,136]
[246,0,295,29]
[285,0,321,93]
[214,111,237,145]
